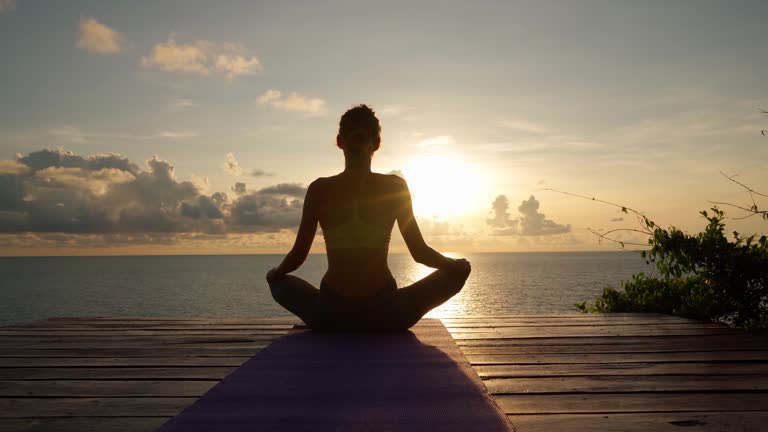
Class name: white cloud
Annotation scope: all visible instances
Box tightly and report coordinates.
[0,0,15,13]
[224,152,272,177]
[49,127,197,142]
[417,135,454,148]
[257,89,281,104]
[0,160,28,175]
[172,99,197,109]
[142,37,261,79]
[215,53,261,79]
[487,194,571,236]
[77,17,122,55]
[500,119,551,134]
[155,131,198,139]
[0,148,305,236]
[141,37,212,75]
[377,105,408,117]
[257,90,327,115]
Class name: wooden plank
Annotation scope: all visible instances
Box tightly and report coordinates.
[449,327,737,339]
[485,375,768,394]
[0,335,281,348]
[41,317,299,323]
[0,330,289,336]
[0,357,249,367]
[450,324,734,335]
[0,397,196,417]
[441,315,705,327]
[441,314,696,322]
[448,324,728,333]
[19,322,295,329]
[9,325,294,331]
[456,334,768,348]
[476,362,768,378]
[467,350,768,365]
[0,380,216,397]
[442,313,680,318]
[459,340,768,354]
[444,321,706,328]
[496,393,768,414]
[0,417,168,432]
[0,367,235,380]
[0,341,272,350]
[0,346,267,357]
[445,316,700,322]
[506,412,768,432]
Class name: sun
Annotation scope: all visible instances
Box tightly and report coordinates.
[401,153,486,219]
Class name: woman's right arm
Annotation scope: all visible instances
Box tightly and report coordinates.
[395,177,458,270]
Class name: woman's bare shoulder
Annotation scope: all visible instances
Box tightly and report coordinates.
[373,172,406,187]
[306,176,332,196]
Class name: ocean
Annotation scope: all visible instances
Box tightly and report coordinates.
[0,252,653,327]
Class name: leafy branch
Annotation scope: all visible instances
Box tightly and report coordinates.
[709,171,768,221]
[541,188,654,249]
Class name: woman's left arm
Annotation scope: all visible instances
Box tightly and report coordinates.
[267,180,319,282]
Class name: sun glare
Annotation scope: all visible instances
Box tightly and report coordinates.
[401,153,486,219]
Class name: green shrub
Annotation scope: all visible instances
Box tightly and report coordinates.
[577,207,768,331]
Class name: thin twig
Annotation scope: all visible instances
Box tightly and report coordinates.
[720,171,768,199]
[543,188,654,249]
[708,201,767,220]
[587,228,648,248]
[540,188,648,219]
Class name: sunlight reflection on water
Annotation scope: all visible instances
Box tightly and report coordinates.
[0,252,651,326]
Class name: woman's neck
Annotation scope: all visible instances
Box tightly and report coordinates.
[343,157,372,175]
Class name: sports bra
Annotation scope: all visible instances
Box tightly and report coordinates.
[322,200,391,250]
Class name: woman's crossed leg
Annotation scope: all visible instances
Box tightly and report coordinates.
[268,264,470,331]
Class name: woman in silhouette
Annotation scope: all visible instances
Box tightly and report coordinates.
[266,104,471,331]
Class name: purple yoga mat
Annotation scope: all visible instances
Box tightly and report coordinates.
[156,319,513,431]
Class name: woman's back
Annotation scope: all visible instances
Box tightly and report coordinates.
[314,172,406,298]
[266,103,470,331]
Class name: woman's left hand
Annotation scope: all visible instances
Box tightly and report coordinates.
[266,267,285,283]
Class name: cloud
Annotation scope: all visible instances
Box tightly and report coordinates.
[172,99,197,110]
[257,89,281,105]
[257,90,327,115]
[0,160,28,175]
[49,127,197,143]
[377,105,408,117]
[77,17,122,54]
[142,37,211,74]
[0,0,15,13]
[0,148,307,237]
[224,153,272,177]
[416,216,466,237]
[487,195,513,228]
[499,119,551,134]
[215,52,262,79]
[142,37,261,78]
[229,193,302,228]
[487,194,571,236]
[231,182,247,195]
[256,183,307,197]
[417,135,454,148]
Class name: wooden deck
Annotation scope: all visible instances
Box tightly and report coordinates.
[1,314,766,431]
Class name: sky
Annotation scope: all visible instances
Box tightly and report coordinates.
[0,0,766,256]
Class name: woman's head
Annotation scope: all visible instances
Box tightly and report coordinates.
[337,104,381,159]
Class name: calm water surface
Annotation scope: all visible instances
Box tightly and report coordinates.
[0,252,652,326]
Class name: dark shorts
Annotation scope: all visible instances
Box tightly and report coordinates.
[312,277,405,332]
